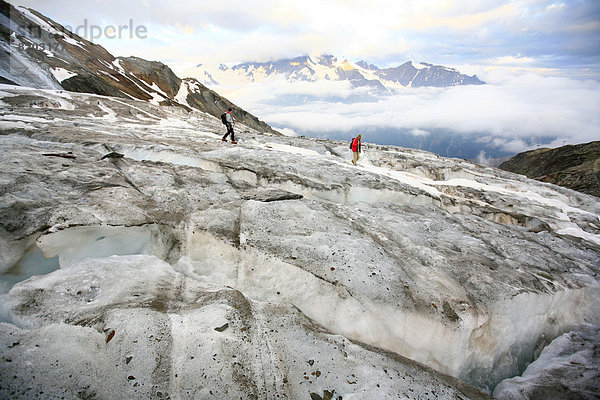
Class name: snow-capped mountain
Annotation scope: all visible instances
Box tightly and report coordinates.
[0,1,278,134]
[183,55,485,92]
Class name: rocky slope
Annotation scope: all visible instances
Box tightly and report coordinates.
[499,141,600,198]
[185,55,484,92]
[0,0,277,134]
[0,85,599,399]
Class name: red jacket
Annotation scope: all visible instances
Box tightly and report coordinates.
[351,137,361,152]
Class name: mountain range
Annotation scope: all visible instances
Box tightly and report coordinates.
[184,55,485,92]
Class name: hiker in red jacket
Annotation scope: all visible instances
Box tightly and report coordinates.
[351,134,362,165]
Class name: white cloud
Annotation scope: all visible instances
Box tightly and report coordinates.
[228,78,360,101]
[410,128,431,136]
[231,71,600,154]
[274,127,299,137]
[476,150,493,166]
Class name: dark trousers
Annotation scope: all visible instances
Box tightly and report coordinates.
[222,123,235,141]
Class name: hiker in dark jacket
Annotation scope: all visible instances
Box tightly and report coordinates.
[351,134,362,165]
[221,107,237,144]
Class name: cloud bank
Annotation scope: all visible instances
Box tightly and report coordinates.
[231,70,600,155]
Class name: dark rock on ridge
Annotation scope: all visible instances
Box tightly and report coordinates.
[499,141,600,197]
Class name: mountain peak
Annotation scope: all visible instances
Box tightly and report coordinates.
[335,59,357,71]
[356,60,378,70]
[184,55,485,90]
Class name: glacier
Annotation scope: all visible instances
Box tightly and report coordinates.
[0,85,599,399]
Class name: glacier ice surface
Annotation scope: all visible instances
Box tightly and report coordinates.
[0,86,598,397]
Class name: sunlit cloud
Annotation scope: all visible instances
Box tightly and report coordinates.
[394,2,518,31]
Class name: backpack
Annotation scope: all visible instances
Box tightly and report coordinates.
[349,138,355,149]
[220,113,228,125]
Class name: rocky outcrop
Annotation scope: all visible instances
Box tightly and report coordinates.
[499,141,600,197]
[117,56,182,99]
[0,0,280,134]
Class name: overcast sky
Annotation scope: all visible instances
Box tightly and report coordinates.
[12,0,600,78]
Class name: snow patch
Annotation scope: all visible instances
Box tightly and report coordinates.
[174,81,191,108]
[412,62,429,70]
[149,92,164,106]
[96,101,118,121]
[149,82,169,99]
[60,34,86,50]
[264,142,320,157]
[111,59,127,74]
[98,70,120,81]
[18,7,61,36]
